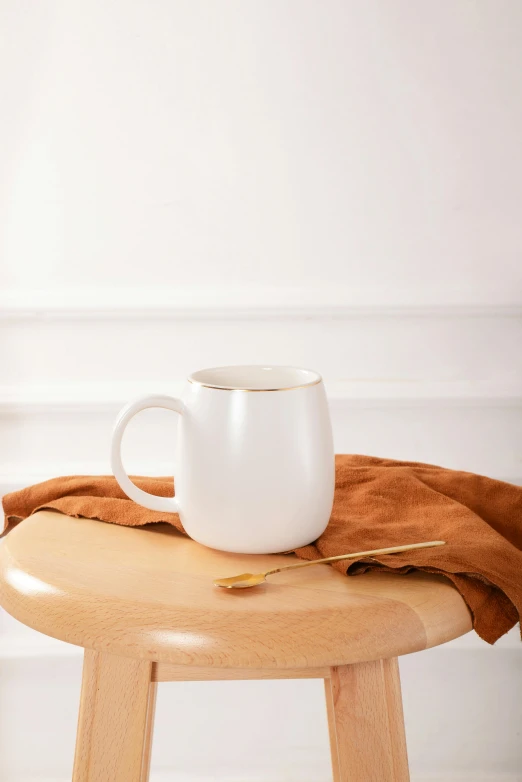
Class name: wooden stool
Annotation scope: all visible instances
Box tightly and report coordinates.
[0,510,472,782]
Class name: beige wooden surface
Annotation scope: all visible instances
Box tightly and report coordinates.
[326,659,410,781]
[0,510,472,668]
[152,663,331,681]
[140,681,157,782]
[72,650,154,782]
[324,675,342,782]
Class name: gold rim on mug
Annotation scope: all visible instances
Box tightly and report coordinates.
[187,366,322,392]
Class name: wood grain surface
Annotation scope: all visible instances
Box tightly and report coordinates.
[72,650,154,782]
[0,510,472,668]
[326,659,410,781]
[152,662,331,681]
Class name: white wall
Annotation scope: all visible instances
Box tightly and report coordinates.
[1,2,521,781]
[2,0,522,301]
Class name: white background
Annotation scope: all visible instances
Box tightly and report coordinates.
[0,2,521,781]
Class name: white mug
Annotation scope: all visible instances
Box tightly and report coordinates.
[111,365,335,554]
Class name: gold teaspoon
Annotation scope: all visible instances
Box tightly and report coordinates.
[213,540,445,589]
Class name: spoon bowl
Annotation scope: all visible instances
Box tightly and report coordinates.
[213,573,267,589]
[213,540,445,590]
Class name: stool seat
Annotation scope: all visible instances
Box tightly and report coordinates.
[0,510,471,668]
[0,510,474,781]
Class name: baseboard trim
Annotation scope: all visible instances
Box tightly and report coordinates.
[0,636,83,660]
[0,628,519,660]
[8,772,522,782]
[412,777,522,782]
[1,286,521,321]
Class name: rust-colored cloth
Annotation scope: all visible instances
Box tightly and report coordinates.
[3,455,521,645]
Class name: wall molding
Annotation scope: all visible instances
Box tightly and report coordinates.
[1,380,521,414]
[1,287,521,321]
[2,471,520,500]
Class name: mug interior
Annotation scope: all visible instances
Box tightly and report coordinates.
[188,365,321,391]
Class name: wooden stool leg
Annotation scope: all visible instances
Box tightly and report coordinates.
[325,658,409,782]
[324,676,341,782]
[73,650,155,782]
[140,682,158,782]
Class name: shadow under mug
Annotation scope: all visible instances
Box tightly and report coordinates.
[111,365,335,554]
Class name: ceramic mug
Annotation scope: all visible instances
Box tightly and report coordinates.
[111,365,335,554]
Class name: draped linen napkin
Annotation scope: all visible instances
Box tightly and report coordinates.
[3,454,521,644]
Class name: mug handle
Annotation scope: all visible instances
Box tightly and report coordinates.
[111,395,186,513]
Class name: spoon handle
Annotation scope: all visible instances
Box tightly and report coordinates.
[264,540,445,577]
